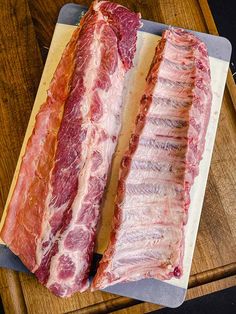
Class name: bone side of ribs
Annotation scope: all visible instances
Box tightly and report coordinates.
[92,28,212,290]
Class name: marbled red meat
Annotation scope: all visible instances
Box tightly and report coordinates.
[1,0,140,297]
[92,28,212,290]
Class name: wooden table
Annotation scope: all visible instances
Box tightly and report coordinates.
[0,1,235,313]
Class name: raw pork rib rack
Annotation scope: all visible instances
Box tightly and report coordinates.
[1,1,140,297]
[92,28,212,290]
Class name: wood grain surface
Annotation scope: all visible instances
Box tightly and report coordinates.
[199,0,236,109]
[0,0,235,313]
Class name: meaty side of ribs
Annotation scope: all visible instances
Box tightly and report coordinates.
[1,0,141,297]
[92,28,212,290]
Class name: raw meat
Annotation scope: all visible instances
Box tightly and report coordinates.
[1,0,141,297]
[92,28,212,290]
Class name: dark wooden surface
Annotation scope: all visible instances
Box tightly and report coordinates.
[0,0,235,313]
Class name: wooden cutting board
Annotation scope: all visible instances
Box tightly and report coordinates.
[0,0,235,313]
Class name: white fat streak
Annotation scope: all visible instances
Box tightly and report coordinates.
[34,112,69,270]
[45,28,125,293]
